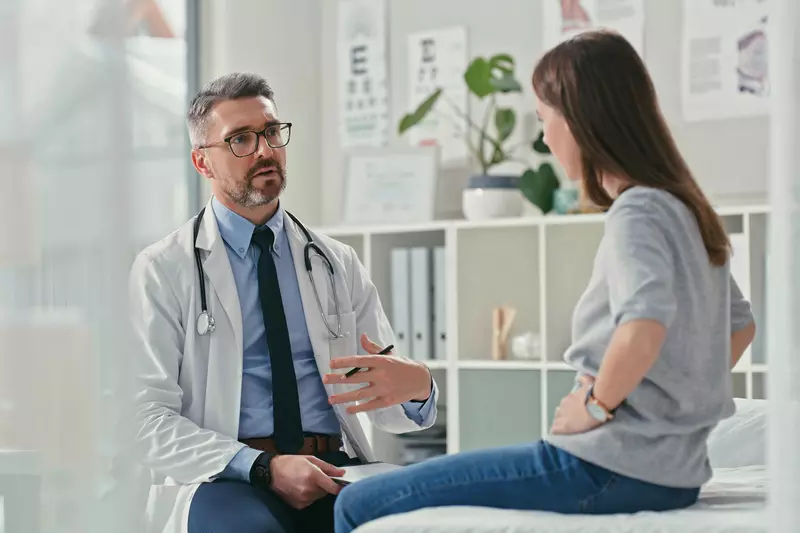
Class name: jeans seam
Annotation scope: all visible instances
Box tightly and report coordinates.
[578,473,618,512]
[366,461,580,519]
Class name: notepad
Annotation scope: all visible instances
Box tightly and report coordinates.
[331,462,403,485]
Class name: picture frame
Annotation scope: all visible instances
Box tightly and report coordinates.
[343,146,438,225]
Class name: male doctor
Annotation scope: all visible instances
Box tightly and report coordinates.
[129,72,438,533]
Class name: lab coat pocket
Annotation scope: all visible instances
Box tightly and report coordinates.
[328,311,357,396]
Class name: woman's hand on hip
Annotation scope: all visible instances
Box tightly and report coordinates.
[323,334,433,414]
[551,375,604,435]
[268,455,344,509]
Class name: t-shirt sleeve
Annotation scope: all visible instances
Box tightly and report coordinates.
[730,274,754,332]
[605,202,678,329]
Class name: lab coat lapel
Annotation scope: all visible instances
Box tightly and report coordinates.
[285,212,331,370]
[195,201,243,353]
[284,213,372,461]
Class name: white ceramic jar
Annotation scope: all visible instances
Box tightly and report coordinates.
[462,175,523,220]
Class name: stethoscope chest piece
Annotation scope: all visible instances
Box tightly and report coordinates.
[197,310,215,336]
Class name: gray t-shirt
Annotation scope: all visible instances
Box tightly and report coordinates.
[545,187,754,488]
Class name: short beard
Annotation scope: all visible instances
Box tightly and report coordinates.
[225,161,287,208]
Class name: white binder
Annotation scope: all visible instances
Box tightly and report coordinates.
[432,246,447,360]
[390,248,412,359]
[410,247,433,361]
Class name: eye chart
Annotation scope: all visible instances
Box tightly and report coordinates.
[406,26,469,165]
[337,0,389,148]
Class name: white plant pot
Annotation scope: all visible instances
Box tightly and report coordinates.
[462,175,523,220]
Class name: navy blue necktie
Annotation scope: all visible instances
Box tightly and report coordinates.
[251,228,304,453]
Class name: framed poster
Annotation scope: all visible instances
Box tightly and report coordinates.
[343,147,438,225]
[681,0,770,121]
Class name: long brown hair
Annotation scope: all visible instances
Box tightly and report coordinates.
[532,31,729,266]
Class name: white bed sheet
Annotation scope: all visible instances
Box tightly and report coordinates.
[354,466,767,533]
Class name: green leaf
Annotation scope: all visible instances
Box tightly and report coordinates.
[489,75,522,93]
[532,130,551,154]
[465,54,521,97]
[488,54,521,93]
[463,58,493,98]
[398,88,443,134]
[490,145,506,165]
[489,54,514,74]
[520,162,561,214]
[494,107,516,142]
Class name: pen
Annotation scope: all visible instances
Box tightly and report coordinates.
[345,344,394,378]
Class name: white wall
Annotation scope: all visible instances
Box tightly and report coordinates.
[199,0,323,224]
[320,0,770,225]
[200,0,770,227]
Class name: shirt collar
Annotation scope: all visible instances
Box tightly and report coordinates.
[211,197,286,259]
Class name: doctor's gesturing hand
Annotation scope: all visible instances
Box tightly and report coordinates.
[323,334,433,413]
[268,455,345,510]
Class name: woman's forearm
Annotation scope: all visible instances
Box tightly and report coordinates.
[731,321,756,368]
[592,319,667,411]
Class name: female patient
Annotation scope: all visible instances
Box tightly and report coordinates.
[333,30,757,533]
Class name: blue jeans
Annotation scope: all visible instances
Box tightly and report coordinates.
[333,440,700,533]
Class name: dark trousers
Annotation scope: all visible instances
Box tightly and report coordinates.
[188,451,360,533]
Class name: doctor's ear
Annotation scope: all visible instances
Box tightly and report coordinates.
[191,149,214,180]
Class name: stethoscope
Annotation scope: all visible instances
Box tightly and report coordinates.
[193,207,344,339]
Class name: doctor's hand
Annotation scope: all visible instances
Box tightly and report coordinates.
[323,334,432,414]
[269,455,344,509]
[550,375,602,436]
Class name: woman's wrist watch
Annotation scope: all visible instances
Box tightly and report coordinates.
[584,384,616,422]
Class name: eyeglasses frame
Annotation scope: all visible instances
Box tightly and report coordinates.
[197,122,293,158]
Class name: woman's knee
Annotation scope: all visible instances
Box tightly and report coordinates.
[333,478,392,528]
[333,483,364,520]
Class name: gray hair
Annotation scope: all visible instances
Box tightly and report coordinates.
[187,72,275,147]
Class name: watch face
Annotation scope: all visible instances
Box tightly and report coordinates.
[254,465,268,479]
[587,402,607,422]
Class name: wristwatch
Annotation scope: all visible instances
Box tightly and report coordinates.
[249,452,277,490]
[584,385,616,422]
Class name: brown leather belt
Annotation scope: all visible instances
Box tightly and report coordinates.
[241,435,343,456]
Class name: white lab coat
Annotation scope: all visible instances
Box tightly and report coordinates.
[128,200,438,533]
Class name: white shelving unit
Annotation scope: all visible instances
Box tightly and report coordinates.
[316,204,770,464]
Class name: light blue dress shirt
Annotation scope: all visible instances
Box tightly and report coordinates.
[212,199,434,482]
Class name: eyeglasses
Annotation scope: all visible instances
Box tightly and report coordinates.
[199,122,292,158]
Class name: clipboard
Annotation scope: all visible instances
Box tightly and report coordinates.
[331,461,403,486]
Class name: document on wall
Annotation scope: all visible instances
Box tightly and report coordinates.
[406,26,469,165]
[681,0,770,122]
[337,0,389,148]
[542,0,645,55]
[343,147,438,225]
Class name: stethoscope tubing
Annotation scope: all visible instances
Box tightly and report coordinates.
[192,207,343,339]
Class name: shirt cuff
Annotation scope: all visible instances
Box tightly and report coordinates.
[219,446,263,483]
[401,378,438,426]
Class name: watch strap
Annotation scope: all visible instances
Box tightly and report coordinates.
[249,452,277,490]
[585,384,616,419]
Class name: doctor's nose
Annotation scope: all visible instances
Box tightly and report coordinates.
[254,134,274,159]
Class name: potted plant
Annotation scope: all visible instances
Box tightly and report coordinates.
[398,53,560,218]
